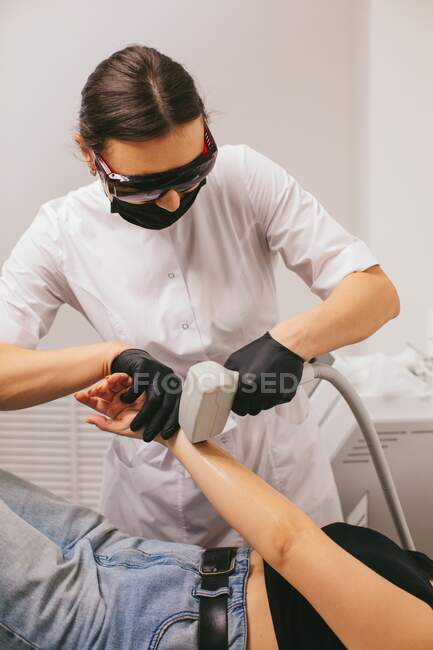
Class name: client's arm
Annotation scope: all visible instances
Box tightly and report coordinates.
[170,433,433,650]
[0,341,127,410]
[79,376,433,650]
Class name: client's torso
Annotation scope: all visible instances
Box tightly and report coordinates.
[246,550,279,650]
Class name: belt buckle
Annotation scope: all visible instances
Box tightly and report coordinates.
[199,551,236,577]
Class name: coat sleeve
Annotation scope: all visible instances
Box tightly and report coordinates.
[0,204,67,348]
[241,145,379,300]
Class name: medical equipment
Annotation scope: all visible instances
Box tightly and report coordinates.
[179,360,416,551]
[321,388,433,556]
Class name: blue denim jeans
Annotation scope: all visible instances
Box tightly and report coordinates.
[0,469,249,649]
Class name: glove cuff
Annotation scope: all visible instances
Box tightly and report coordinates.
[264,331,306,363]
[111,348,152,373]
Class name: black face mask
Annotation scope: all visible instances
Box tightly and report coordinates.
[110,178,207,230]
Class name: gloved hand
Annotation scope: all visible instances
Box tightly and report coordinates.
[111,348,182,441]
[223,332,305,416]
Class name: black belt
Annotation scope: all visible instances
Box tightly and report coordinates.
[198,547,237,650]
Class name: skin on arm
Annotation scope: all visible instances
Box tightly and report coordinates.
[79,375,433,650]
[270,265,401,361]
[168,435,433,650]
[76,375,319,559]
[60,265,396,415]
[75,375,279,650]
[0,341,128,410]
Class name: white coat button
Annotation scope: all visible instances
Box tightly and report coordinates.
[182,322,189,330]
[168,272,175,279]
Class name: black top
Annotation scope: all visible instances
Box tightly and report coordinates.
[263,522,433,649]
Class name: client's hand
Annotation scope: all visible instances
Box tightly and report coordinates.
[75,373,156,441]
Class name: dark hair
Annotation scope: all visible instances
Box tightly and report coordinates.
[77,44,210,155]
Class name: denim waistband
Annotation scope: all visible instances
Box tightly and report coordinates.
[95,541,251,650]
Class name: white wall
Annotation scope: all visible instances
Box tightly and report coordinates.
[366,0,433,354]
[1,0,369,351]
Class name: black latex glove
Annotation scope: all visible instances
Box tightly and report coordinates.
[111,348,182,441]
[223,331,305,416]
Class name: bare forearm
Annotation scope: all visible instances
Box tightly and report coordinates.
[271,265,400,360]
[166,430,433,650]
[165,430,315,565]
[0,341,126,410]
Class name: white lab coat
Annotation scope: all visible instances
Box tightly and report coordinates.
[0,144,379,546]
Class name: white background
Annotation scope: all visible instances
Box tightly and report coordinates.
[1,0,432,355]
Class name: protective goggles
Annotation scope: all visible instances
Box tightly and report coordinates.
[91,122,218,204]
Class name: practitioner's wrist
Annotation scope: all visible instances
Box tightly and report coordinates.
[101,341,130,377]
[270,317,313,361]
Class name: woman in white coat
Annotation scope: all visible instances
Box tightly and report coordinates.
[0,44,399,546]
